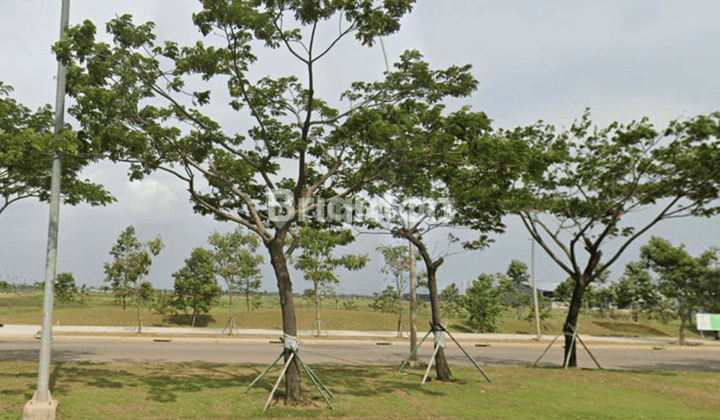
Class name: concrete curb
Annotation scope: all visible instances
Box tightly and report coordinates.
[3,324,719,346]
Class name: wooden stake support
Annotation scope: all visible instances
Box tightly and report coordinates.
[533,324,602,369]
[398,324,491,384]
[131,317,143,334]
[246,334,334,413]
[222,317,240,336]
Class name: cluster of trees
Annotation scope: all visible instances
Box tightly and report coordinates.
[54,272,90,305]
[103,225,264,329]
[432,260,550,334]
[27,272,90,305]
[3,0,719,402]
[554,236,720,345]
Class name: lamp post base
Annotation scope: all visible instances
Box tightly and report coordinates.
[23,391,59,420]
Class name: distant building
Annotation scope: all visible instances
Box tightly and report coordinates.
[402,292,431,303]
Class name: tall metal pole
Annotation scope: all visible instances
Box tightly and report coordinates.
[35,0,70,403]
[531,238,542,340]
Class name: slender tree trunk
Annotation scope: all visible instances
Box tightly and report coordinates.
[397,294,403,338]
[228,286,233,321]
[403,230,451,381]
[314,280,321,336]
[563,279,587,367]
[409,242,418,362]
[136,298,142,334]
[268,234,301,404]
[246,288,251,311]
[678,302,687,345]
[427,263,451,380]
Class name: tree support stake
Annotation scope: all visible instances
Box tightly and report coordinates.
[246,335,334,413]
[398,324,491,384]
[533,324,602,369]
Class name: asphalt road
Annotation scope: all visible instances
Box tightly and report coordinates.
[3,337,720,372]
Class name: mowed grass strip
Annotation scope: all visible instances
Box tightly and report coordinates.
[0,292,698,340]
[1,362,719,419]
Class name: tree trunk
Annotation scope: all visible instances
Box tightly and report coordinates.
[136,299,142,334]
[402,230,451,381]
[246,289,251,312]
[562,279,587,367]
[268,234,301,404]
[678,302,687,346]
[228,286,233,320]
[397,296,403,338]
[427,263,451,380]
[396,275,403,338]
[314,280,321,337]
[408,241,418,362]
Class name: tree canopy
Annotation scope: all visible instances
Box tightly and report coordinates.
[54,0,487,401]
[508,111,720,366]
[0,81,113,217]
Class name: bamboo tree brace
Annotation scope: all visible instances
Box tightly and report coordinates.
[246,334,334,412]
[398,323,492,384]
[422,324,448,384]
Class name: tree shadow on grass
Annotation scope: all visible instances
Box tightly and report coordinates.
[167,314,215,327]
[310,365,447,398]
[0,348,98,362]
[0,370,36,400]
[38,361,263,404]
[11,361,464,410]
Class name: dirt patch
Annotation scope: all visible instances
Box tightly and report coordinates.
[592,320,669,336]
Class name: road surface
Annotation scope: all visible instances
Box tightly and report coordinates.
[2,337,720,372]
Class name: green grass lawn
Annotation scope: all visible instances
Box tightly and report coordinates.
[0,292,697,341]
[1,362,719,419]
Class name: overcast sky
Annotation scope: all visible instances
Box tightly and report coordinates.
[1,0,719,296]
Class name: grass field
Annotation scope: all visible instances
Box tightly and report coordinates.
[0,292,696,340]
[1,362,719,419]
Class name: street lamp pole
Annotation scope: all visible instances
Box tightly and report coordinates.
[24,1,69,418]
[531,238,542,340]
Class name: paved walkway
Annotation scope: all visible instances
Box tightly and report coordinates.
[3,324,719,346]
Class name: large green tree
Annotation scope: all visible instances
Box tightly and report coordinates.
[0,82,113,217]
[103,225,164,333]
[54,0,479,401]
[293,226,368,336]
[172,247,223,327]
[509,112,720,366]
[382,113,538,380]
